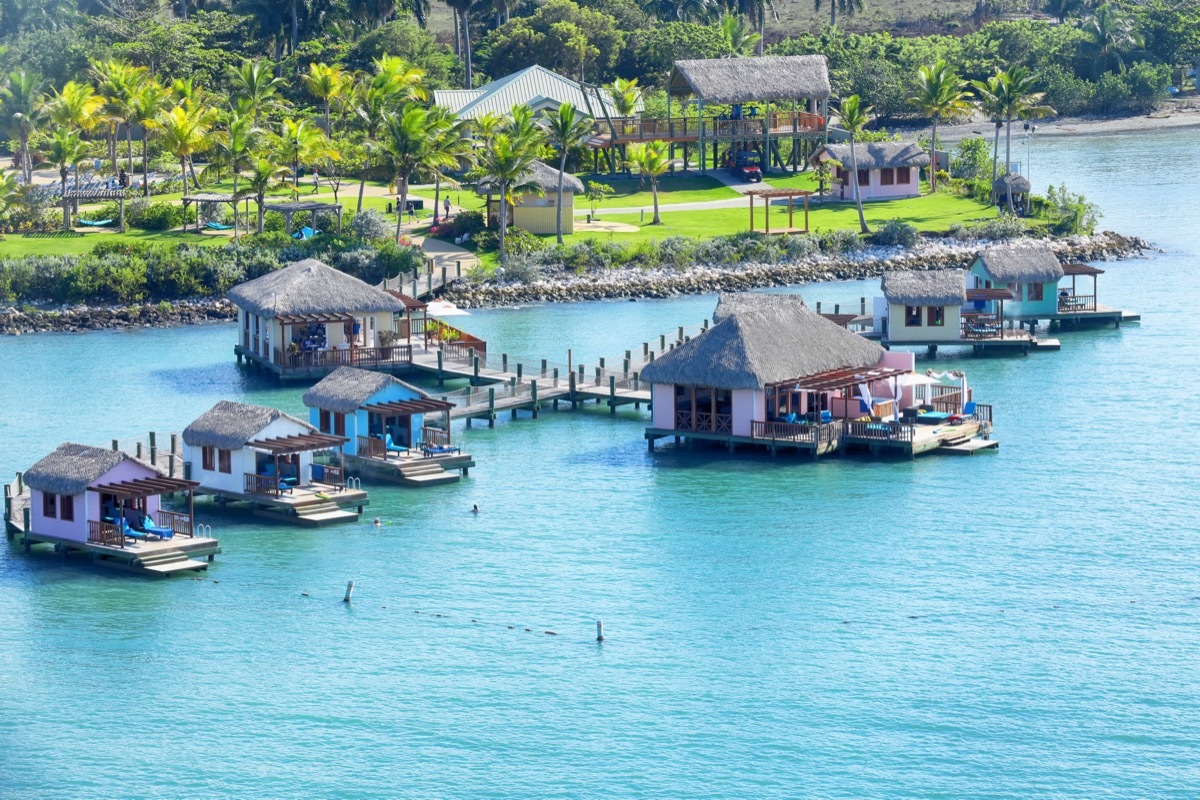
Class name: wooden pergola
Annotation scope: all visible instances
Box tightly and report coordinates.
[277,312,355,358]
[1061,263,1103,311]
[263,200,344,236]
[363,398,455,447]
[746,188,813,234]
[181,192,246,234]
[248,431,350,490]
[965,287,1015,339]
[64,188,128,232]
[767,364,910,421]
[88,475,200,535]
[386,291,428,344]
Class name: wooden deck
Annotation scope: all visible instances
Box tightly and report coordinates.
[200,482,368,526]
[587,113,825,147]
[346,450,475,488]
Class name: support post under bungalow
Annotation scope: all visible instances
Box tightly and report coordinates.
[609,376,617,414]
[531,380,539,418]
[488,387,495,428]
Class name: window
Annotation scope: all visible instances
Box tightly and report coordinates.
[1009,283,1023,301]
[927,307,945,327]
[334,413,346,437]
[905,306,922,327]
[1028,282,1044,301]
[857,169,870,188]
[60,495,74,521]
[835,166,846,182]
[42,492,57,518]
[319,409,331,434]
[880,168,895,186]
[202,446,214,471]
[896,167,911,184]
[218,449,232,474]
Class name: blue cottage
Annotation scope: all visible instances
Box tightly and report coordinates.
[966,242,1065,320]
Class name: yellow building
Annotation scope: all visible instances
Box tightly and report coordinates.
[881,269,967,344]
[479,161,584,236]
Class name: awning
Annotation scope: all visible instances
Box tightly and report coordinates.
[276,313,355,325]
[786,365,913,393]
[385,291,427,311]
[966,288,1016,301]
[248,432,349,454]
[365,398,455,416]
[88,476,199,500]
[1063,263,1104,276]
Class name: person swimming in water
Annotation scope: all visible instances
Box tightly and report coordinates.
[471,504,479,514]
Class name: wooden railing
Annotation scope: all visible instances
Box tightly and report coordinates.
[313,463,343,489]
[88,520,125,547]
[844,420,915,443]
[155,509,193,538]
[961,319,1002,340]
[244,473,282,497]
[273,344,414,372]
[1059,294,1096,313]
[422,427,451,448]
[358,435,386,459]
[972,403,994,424]
[751,420,814,443]
[931,387,963,414]
[674,411,731,434]
[594,113,825,144]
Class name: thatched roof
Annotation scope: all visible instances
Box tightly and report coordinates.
[183,400,314,450]
[228,259,406,318]
[811,142,930,171]
[882,270,966,307]
[713,292,808,323]
[994,174,1031,194]
[668,56,831,103]
[302,366,429,414]
[476,160,584,196]
[641,294,883,390]
[24,443,161,496]
[975,243,1064,283]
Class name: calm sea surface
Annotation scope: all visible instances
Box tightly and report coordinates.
[1,131,1199,799]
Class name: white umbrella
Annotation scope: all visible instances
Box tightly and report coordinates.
[426,300,470,317]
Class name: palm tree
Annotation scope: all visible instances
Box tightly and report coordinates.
[970,71,1007,200]
[129,80,170,196]
[373,55,429,103]
[49,81,103,134]
[729,0,776,55]
[91,59,148,173]
[607,78,642,118]
[276,118,337,197]
[381,104,458,242]
[990,66,1055,214]
[813,0,863,27]
[624,141,670,224]
[427,107,474,225]
[229,59,286,126]
[542,102,592,243]
[834,94,872,234]
[1077,4,1143,78]
[0,69,48,182]
[210,110,264,198]
[244,157,292,232]
[472,110,547,263]
[444,0,476,88]
[157,104,213,197]
[0,169,24,219]
[45,130,89,229]
[909,60,972,194]
[719,12,761,57]
[302,62,350,136]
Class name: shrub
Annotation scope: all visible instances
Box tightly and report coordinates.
[1044,183,1099,235]
[127,200,178,231]
[950,137,992,181]
[819,229,864,254]
[871,219,921,248]
[1040,65,1094,116]
[498,254,544,284]
[950,215,1027,241]
[350,209,391,242]
[1123,61,1171,113]
[658,236,698,269]
[445,210,485,239]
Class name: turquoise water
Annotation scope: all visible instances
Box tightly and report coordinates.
[2,131,1199,798]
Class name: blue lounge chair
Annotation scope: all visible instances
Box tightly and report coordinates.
[140,514,175,539]
[963,401,977,416]
[121,520,149,541]
[820,410,833,424]
[384,433,406,455]
[291,226,321,240]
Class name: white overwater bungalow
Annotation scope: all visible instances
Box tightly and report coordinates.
[302,366,472,487]
[641,294,997,458]
[182,400,368,526]
[11,442,217,575]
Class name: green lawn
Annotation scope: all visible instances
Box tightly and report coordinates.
[562,192,997,245]
[1,228,228,257]
[582,174,739,210]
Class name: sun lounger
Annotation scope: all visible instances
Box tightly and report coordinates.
[206,221,235,231]
[384,434,407,455]
[78,218,113,227]
[421,444,460,458]
[140,515,175,539]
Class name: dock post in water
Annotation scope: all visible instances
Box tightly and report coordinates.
[502,353,508,373]
[437,349,445,386]
[473,356,481,386]
[112,439,119,452]
[816,301,822,314]
[516,363,523,381]
[170,434,178,478]
[609,376,617,414]
[488,387,496,428]
[16,471,23,495]
[596,620,604,641]
[136,442,143,460]
[149,432,157,466]
[861,297,866,315]
[343,581,355,603]
[531,380,539,418]
[569,371,577,410]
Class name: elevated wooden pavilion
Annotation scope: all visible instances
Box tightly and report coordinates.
[746,188,813,234]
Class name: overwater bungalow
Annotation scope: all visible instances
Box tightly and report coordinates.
[15,443,217,575]
[182,400,368,525]
[809,142,929,201]
[642,294,996,458]
[229,258,411,381]
[302,366,472,487]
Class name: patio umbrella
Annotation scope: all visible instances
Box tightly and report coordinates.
[426,300,470,317]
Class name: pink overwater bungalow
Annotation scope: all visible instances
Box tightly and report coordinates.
[641,294,997,458]
[16,442,217,575]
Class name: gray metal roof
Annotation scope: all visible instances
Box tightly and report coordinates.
[183,400,315,450]
[228,259,406,318]
[811,141,930,171]
[302,366,430,414]
[24,443,162,496]
[433,65,632,121]
[668,55,831,103]
[641,294,883,390]
[975,242,1064,283]
[882,270,967,306]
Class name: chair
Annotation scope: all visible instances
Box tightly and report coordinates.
[140,514,175,539]
[384,433,406,455]
[962,401,977,417]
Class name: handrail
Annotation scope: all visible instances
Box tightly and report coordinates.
[156,509,193,538]
[244,472,281,497]
[357,435,386,459]
[844,420,914,443]
[422,427,451,447]
[88,519,125,547]
[1059,294,1096,312]
[313,463,344,489]
[274,344,414,372]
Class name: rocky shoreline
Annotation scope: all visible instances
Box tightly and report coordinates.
[0,231,1149,333]
[0,298,237,335]
[444,231,1151,308]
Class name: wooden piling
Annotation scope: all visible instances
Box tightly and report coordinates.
[111,439,119,452]
[488,387,496,428]
[437,349,444,386]
[502,353,508,373]
[149,432,157,466]
[16,472,23,495]
[569,371,577,410]
[609,376,617,414]
[343,580,355,603]
[596,620,604,641]
[531,380,539,418]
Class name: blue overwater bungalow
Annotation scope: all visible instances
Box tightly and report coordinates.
[302,366,471,487]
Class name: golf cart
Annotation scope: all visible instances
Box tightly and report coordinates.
[730,150,763,182]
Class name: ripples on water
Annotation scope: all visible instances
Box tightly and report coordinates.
[1,132,1199,798]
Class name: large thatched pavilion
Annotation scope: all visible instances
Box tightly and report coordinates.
[588,55,831,175]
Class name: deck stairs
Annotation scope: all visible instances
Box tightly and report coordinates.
[396,460,460,488]
[937,435,1000,455]
[253,498,362,526]
[133,549,209,574]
